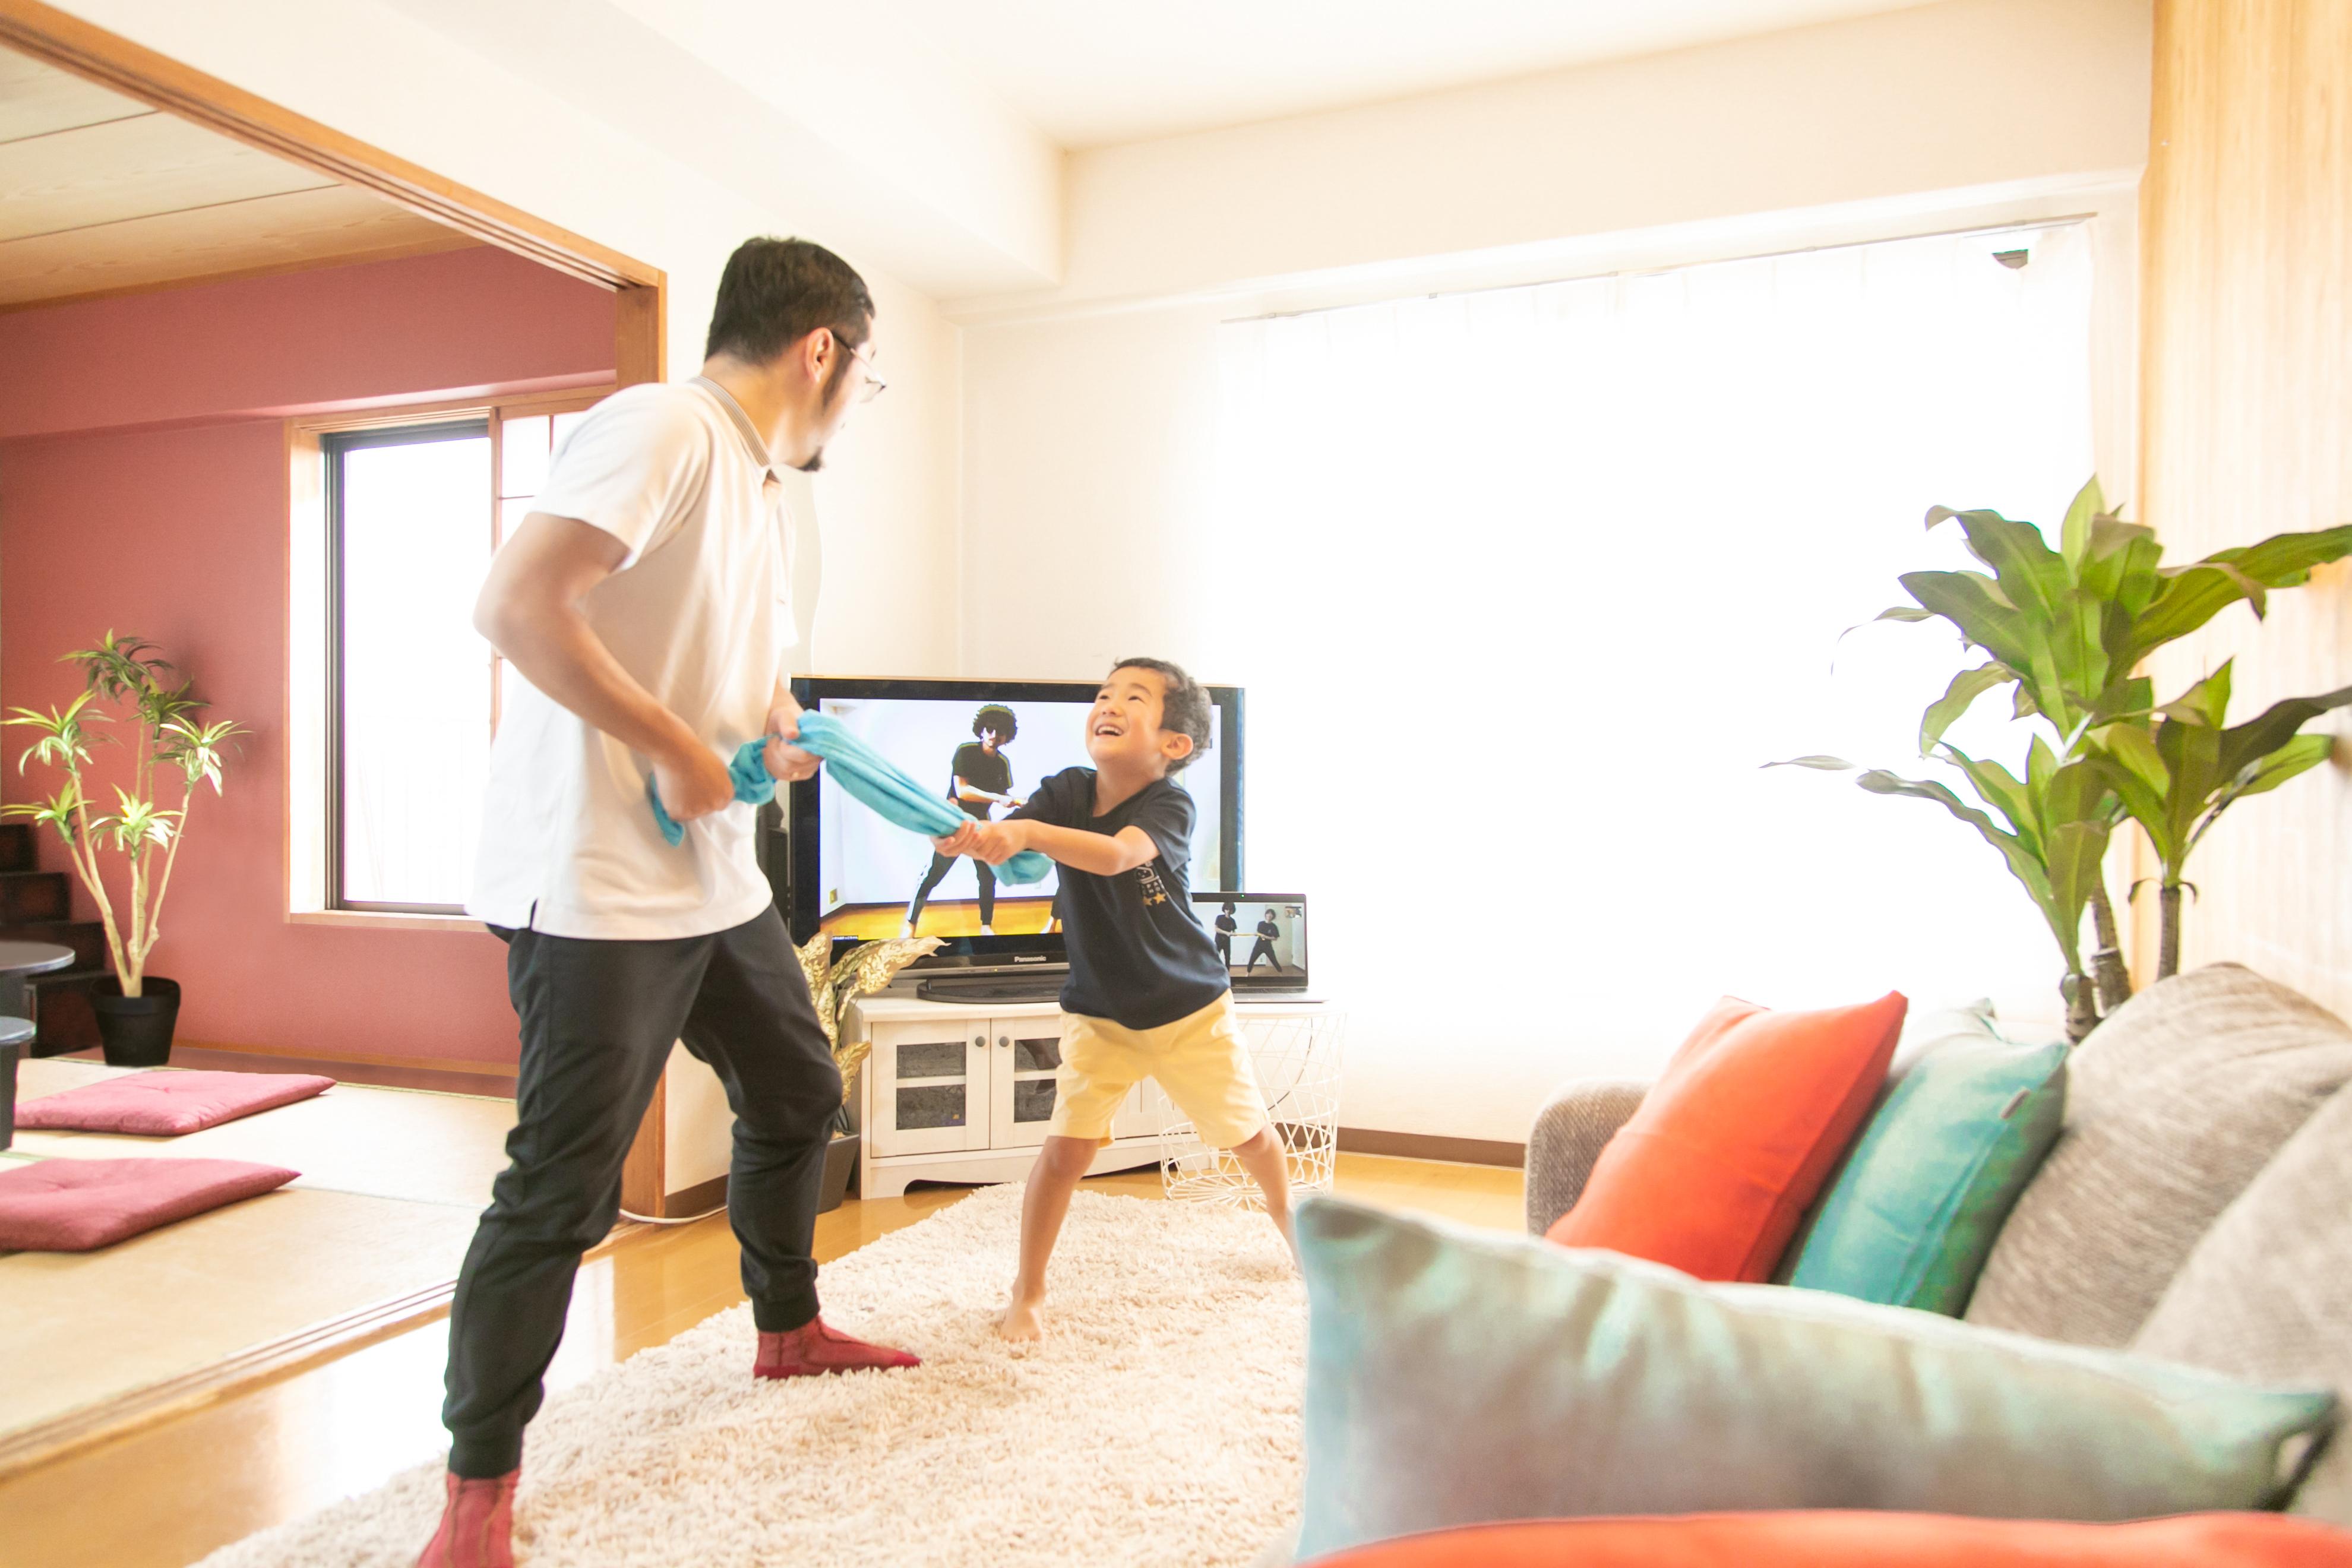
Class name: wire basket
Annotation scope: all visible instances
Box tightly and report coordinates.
[1159,1010,1344,1207]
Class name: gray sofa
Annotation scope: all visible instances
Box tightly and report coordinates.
[1523,962,2352,1522]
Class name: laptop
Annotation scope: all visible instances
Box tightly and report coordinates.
[1196,893,1309,993]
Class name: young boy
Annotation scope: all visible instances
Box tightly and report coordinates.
[936,659,1292,1341]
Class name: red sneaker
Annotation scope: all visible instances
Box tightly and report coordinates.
[753,1317,921,1379]
[415,1468,516,1568]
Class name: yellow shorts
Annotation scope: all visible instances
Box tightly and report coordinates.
[1048,992,1269,1152]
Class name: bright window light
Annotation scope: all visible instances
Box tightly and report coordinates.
[333,426,494,910]
[1212,225,2098,1124]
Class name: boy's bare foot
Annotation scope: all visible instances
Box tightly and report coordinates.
[997,1296,1047,1341]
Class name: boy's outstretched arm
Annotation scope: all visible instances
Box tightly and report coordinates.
[937,818,1155,877]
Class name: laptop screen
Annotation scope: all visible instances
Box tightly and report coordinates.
[1194,893,1306,985]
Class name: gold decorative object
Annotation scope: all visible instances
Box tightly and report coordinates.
[796,930,942,1104]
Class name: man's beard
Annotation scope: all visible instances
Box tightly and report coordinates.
[792,352,856,473]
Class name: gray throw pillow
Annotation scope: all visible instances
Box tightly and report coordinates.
[2135,1082,2352,1524]
[1965,964,2352,1348]
[1294,1196,2335,1562]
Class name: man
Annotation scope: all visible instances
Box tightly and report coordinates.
[420,238,918,1568]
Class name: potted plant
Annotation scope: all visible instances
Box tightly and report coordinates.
[4,633,242,1066]
[794,930,943,1210]
[1778,480,2351,1041]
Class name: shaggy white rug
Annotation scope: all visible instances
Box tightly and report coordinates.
[198,1186,1306,1568]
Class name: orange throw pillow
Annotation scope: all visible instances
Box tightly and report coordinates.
[1546,992,1905,1279]
[1303,1512,2352,1568]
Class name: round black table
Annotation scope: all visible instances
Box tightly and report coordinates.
[0,941,68,1152]
[0,940,73,1030]
[0,941,74,974]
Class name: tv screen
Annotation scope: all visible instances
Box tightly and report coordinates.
[784,677,1243,969]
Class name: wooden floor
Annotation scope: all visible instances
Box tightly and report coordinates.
[0,1153,1521,1568]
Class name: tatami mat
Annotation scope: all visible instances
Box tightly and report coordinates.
[2,1058,514,1452]
[11,1060,514,1209]
[0,1184,480,1436]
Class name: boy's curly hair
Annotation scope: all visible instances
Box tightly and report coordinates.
[1111,657,1212,773]
[972,704,1018,742]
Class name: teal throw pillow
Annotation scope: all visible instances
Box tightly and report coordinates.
[1786,1019,2067,1313]
[1294,1196,2335,1563]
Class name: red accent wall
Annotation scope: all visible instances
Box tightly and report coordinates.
[0,246,615,1068]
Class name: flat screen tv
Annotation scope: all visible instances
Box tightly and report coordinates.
[782,676,1244,975]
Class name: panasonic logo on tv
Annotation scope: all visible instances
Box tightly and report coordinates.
[1012,954,1046,965]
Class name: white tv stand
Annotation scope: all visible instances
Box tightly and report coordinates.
[846,992,1329,1200]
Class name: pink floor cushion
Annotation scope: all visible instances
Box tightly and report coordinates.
[15,1070,336,1135]
[0,1158,299,1251]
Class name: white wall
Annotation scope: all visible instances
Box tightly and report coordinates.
[951,0,2155,1141]
[955,0,2151,317]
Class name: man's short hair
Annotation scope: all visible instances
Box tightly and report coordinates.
[1112,657,1212,773]
[704,238,874,364]
[973,704,1018,742]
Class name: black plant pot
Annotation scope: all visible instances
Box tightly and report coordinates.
[1,1039,17,1152]
[817,1131,859,1214]
[94,976,180,1067]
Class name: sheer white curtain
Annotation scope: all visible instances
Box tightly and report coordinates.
[1211,225,2097,1134]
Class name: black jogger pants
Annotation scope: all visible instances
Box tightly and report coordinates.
[442,903,840,1477]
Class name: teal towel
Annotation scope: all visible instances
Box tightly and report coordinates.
[648,739,775,846]
[794,712,1052,885]
[647,715,1053,887]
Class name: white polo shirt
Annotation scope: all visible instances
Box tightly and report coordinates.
[467,378,795,940]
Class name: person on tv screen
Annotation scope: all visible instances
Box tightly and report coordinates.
[902,703,1023,937]
[1213,901,1239,969]
[1247,909,1284,973]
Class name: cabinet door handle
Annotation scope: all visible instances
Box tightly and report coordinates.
[998,1035,1010,1048]
[973,1035,985,1048]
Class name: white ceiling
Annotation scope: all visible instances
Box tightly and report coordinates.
[0,46,469,309]
[892,0,1945,148]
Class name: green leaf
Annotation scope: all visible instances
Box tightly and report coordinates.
[2089,675,2154,725]
[1934,744,2035,839]
[2214,681,2352,778]
[1898,570,2033,669]
[1926,507,2072,631]
[1854,767,2006,836]
[2088,722,2168,795]
[2230,733,2333,799]
[2159,661,2234,729]
[1764,755,1859,772]
[2220,523,2352,586]
[2129,526,2352,659]
[2040,818,2110,969]
[2059,476,2106,573]
[2026,732,2059,798]
[1919,663,2015,753]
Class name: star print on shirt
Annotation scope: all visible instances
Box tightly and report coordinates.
[1135,862,1171,907]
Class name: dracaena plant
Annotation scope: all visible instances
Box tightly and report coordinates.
[1771,741,2116,1042]
[4,633,244,998]
[2085,662,2352,981]
[1779,479,2352,1042]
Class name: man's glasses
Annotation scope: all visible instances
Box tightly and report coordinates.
[841,339,887,403]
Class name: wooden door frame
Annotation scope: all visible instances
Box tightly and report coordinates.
[0,0,678,1214]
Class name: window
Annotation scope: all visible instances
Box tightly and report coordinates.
[1210,224,2101,1115]
[318,397,596,914]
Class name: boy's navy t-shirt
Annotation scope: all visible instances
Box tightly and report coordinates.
[1009,767,1228,1029]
